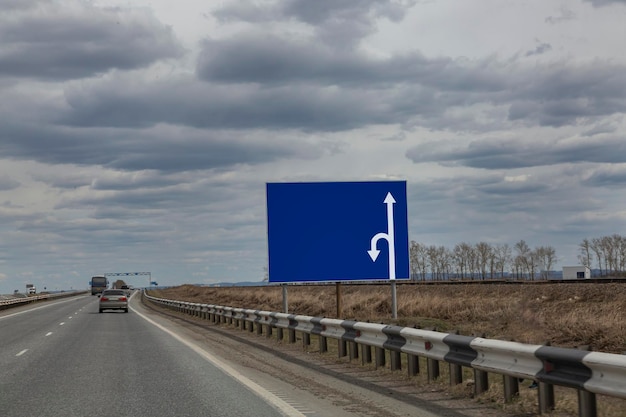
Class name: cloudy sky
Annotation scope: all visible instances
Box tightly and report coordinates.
[1,0,625,293]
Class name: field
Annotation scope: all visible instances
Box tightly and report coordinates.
[151,281,626,353]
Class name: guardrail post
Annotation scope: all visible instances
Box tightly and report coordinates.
[449,330,462,385]
[266,322,273,338]
[503,375,519,402]
[256,320,263,335]
[276,327,283,341]
[538,342,555,414]
[338,339,347,358]
[349,341,359,360]
[289,328,296,343]
[449,362,462,385]
[577,345,597,417]
[407,354,419,377]
[390,351,402,371]
[302,332,310,348]
[249,319,255,333]
[578,390,597,417]
[474,368,489,395]
[375,347,386,369]
[319,334,328,353]
[427,358,439,381]
[473,333,488,395]
[538,381,555,414]
[362,344,372,365]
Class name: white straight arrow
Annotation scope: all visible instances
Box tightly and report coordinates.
[367,192,397,280]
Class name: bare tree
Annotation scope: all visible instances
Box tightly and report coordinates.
[409,241,428,280]
[579,234,626,277]
[453,242,472,279]
[514,240,531,279]
[578,238,592,268]
[494,243,512,278]
[475,242,492,280]
[436,246,452,280]
[536,246,557,279]
[590,238,604,276]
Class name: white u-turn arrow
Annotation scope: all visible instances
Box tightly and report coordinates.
[367,192,396,280]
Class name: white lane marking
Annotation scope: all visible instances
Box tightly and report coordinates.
[132,307,307,417]
[45,332,53,337]
[16,349,28,357]
[60,322,65,326]
[0,297,88,320]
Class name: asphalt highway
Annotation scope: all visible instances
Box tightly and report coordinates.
[0,294,295,417]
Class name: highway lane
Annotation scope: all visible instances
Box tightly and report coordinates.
[0,294,298,417]
[1,293,512,417]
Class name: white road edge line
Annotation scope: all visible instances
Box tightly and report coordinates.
[16,349,28,357]
[0,297,86,320]
[132,306,307,417]
[45,332,53,337]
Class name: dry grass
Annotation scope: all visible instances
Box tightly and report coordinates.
[152,281,626,353]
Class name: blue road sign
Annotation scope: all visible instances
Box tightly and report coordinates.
[266,181,409,283]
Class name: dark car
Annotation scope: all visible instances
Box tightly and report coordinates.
[99,289,129,313]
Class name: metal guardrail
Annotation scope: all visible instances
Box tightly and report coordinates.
[144,292,626,417]
[0,291,88,309]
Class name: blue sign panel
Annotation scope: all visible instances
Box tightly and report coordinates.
[266,181,409,283]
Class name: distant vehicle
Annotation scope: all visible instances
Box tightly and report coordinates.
[120,285,131,296]
[99,289,128,313]
[27,287,36,295]
[91,276,108,296]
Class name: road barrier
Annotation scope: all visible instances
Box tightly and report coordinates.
[144,292,626,417]
[0,291,87,310]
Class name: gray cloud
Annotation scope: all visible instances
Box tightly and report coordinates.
[545,6,576,24]
[0,121,326,173]
[406,135,626,169]
[525,42,552,56]
[583,0,626,6]
[582,165,626,187]
[0,175,20,191]
[0,0,183,80]
[215,0,418,47]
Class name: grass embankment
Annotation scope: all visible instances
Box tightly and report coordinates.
[151,281,626,353]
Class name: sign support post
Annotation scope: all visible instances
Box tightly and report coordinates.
[391,281,397,319]
[336,282,343,318]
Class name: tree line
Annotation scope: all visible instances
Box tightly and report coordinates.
[409,234,626,281]
[409,240,556,281]
[578,234,626,277]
